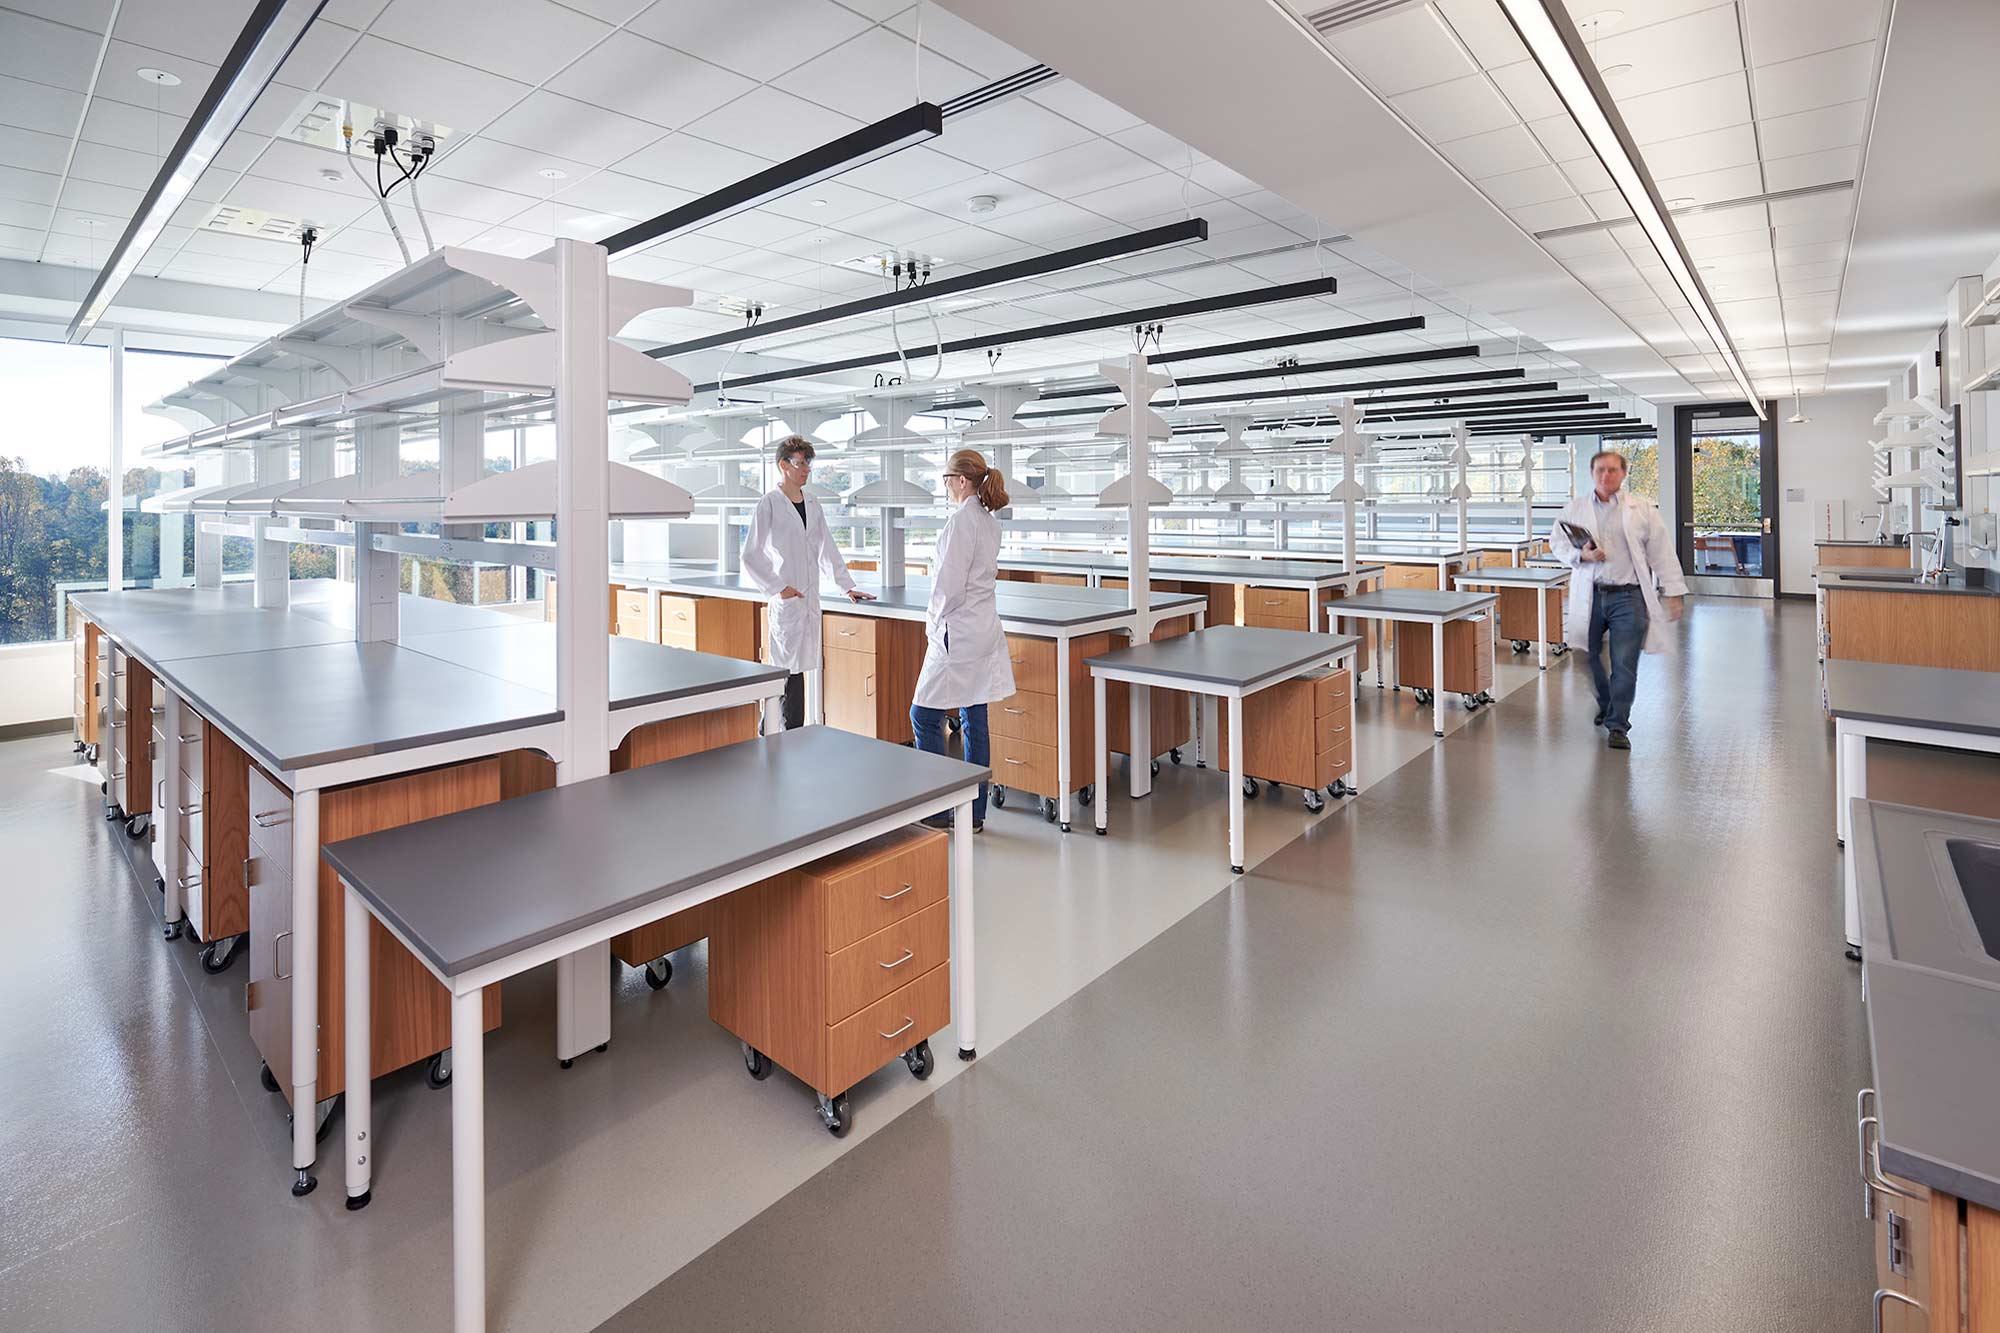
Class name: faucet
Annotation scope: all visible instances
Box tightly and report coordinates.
[1860,511,1885,543]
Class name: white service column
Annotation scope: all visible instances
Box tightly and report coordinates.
[108,329,124,595]
[552,237,614,1063]
[352,411,401,642]
[1125,353,1153,800]
[252,442,289,609]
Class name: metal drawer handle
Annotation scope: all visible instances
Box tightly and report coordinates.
[838,628,858,636]
[878,1016,915,1041]
[878,883,914,902]
[1263,598,1284,606]
[1004,757,1027,766]
[150,705,165,715]
[178,733,201,744]
[1003,706,1026,715]
[879,949,915,970]
[1860,1116,1919,1203]
[177,801,202,816]
[1873,1290,1921,1331]
[177,873,201,890]
[252,810,289,828]
[274,930,293,981]
[1330,724,1347,733]
[148,739,156,762]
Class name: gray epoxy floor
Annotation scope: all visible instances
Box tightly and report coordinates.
[605,598,1878,1332]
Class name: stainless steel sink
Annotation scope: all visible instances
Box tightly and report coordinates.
[1838,572,1921,583]
[1944,838,2000,960]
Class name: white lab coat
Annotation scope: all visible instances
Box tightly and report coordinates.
[1549,490,1688,654]
[912,497,1015,709]
[740,488,856,672]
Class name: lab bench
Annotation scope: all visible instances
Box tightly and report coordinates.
[1319,588,1500,736]
[1451,565,1572,669]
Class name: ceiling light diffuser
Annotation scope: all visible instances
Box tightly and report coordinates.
[1497,0,1764,417]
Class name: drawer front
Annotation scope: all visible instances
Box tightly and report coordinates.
[659,622,699,652]
[990,689,1060,748]
[824,962,951,1096]
[614,590,650,640]
[822,831,949,952]
[826,898,950,1025]
[178,833,208,932]
[246,853,294,1096]
[988,732,1059,798]
[658,595,699,642]
[1005,635,1056,693]
[1312,668,1351,716]
[1386,564,1440,590]
[178,708,206,789]
[1316,738,1353,785]
[820,646,880,738]
[246,767,294,877]
[1316,707,1352,753]
[823,612,877,654]
[1246,587,1309,620]
[1241,609,1309,632]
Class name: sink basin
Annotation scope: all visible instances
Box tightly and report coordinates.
[1944,838,2000,960]
[1838,572,1921,583]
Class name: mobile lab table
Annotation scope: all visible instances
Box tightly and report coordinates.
[1319,588,1501,737]
[1451,565,1572,669]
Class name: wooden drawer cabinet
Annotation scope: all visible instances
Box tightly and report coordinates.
[989,631,1110,807]
[990,732,1060,797]
[655,592,758,660]
[1005,635,1056,694]
[823,612,877,654]
[1494,585,1566,646]
[1218,667,1354,799]
[175,711,250,947]
[821,614,921,744]
[1395,614,1495,694]
[1385,563,1440,590]
[72,617,101,748]
[613,588,650,640]
[990,688,1060,747]
[1245,587,1309,620]
[710,826,951,1103]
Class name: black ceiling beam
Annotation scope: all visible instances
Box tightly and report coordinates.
[1353,379,1559,406]
[645,217,1209,358]
[688,276,1339,394]
[1361,397,1601,423]
[1017,363,1525,421]
[1034,344,1483,402]
[604,102,942,258]
[1149,315,1428,367]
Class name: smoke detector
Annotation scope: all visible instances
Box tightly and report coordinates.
[967,194,998,214]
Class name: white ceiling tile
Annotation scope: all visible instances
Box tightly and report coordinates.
[0,122,67,175]
[1487,61,1566,121]
[1653,163,1763,207]
[548,32,755,131]
[1001,138,1161,197]
[79,95,182,152]
[1112,122,1203,171]
[1773,217,1852,248]
[773,26,980,123]
[1751,42,1877,118]
[931,97,1095,171]
[1392,74,1517,142]
[1590,4,1744,98]
[828,201,956,248]
[1435,0,1527,67]
[1025,80,1144,137]
[1524,114,1590,163]
[1757,99,1868,159]
[1762,146,1859,192]
[1065,174,1203,224]
[108,0,256,64]
[884,4,1030,77]
[1743,0,1886,67]
[835,142,982,201]
[484,90,665,169]
[372,0,610,87]
[617,133,770,194]
[430,138,592,196]
[0,196,49,228]
[1480,164,1575,209]
[1619,73,1752,143]
[758,177,892,226]
[0,9,100,90]
[1585,189,1630,221]
[322,35,530,132]
[1673,202,1768,237]
[1511,197,1594,232]
[682,85,863,161]
[56,175,142,218]
[1557,155,1617,195]
[398,174,540,225]
[682,206,815,248]
[1685,228,1773,260]
[1542,228,1625,259]
[550,171,694,221]
[1636,123,1760,180]
[94,41,219,118]
[630,0,870,82]
[1327,7,1477,96]
[1765,189,1853,227]
[70,137,172,191]
[1438,123,1549,178]
[985,199,1123,246]
[0,70,82,136]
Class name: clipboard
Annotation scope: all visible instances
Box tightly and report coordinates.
[1558,519,1597,549]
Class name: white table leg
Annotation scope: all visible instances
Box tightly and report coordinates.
[1129,683,1151,800]
[343,882,372,1209]
[451,987,485,1333]
[1431,620,1445,737]
[951,801,977,1057]
[1537,588,1549,670]
[1841,724,1867,953]
[806,665,823,726]
[1056,636,1072,832]
[554,942,610,1065]
[1227,693,1246,873]
[290,787,319,1198]
[1345,652,1360,794]
[1094,673,1108,836]
[1834,718,1853,845]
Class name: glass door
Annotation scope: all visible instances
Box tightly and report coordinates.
[1674,403,1778,597]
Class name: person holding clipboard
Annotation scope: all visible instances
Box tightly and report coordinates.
[1548,449,1687,750]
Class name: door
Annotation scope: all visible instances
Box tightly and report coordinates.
[1674,403,1779,598]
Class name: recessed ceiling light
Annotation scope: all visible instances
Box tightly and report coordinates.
[807,197,827,208]
[136,67,181,87]
[538,167,567,180]
[1599,62,1634,79]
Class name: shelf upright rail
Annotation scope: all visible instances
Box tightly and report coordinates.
[1095,353,1175,800]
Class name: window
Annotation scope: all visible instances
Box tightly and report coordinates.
[1622,441,1660,507]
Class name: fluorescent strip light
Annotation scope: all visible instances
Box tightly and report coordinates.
[67,0,327,343]
[602,102,942,257]
[648,218,1207,358]
[1497,0,1763,418]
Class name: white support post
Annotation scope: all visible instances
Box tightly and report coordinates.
[1093,671,1109,836]
[552,236,613,1064]
[450,987,486,1333]
[288,787,320,1196]
[882,450,909,590]
[353,401,402,642]
[108,329,124,595]
[253,442,289,609]
[344,883,372,1207]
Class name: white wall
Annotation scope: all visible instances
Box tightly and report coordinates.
[0,641,73,727]
[1776,389,1890,596]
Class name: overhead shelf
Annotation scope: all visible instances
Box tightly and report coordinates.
[1961,276,2000,328]
[1965,364,2000,394]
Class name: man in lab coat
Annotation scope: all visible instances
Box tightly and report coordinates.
[1548,449,1687,751]
[741,436,873,729]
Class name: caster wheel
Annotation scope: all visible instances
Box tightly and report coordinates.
[1461,694,1480,709]
[260,1061,280,1094]
[126,815,147,839]
[426,1051,452,1089]
[743,1041,772,1080]
[99,781,108,795]
[560,1058,575,1070]
[198,937,240,974]
[643,956,673,990]
[816,1091,851,1137]
[1041,797,1057,824]
[1512,640,1528,653]
[595,1043,609,1053]
[164,920,183,942]
[991,785,1006,809]
[1169,746,1182,765]
[1414,689,1433,706]
[1266,780,1281,796]
[1329,779,1349,798]
[1303,789,1325,813]
[154,875,165,895]
[1078,785,1093,807]
[903,1039,934,1081]
[1150,759,1160,777]
[1844,945,1863,962]
[1231,864,1245,875]
[958,1046,977,1061]
[1061,821,1072,833]
[1095,826,1106,836]
[1242,777,1259,799]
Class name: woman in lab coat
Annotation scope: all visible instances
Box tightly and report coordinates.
[910,448,1014,831]
[741,436,873,729]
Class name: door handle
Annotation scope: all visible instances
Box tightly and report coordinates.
[1872,1290,1921,1332]
[274,930,293,980]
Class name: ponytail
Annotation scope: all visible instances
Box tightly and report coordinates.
[945,447,1009,511]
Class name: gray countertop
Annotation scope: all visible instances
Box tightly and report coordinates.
[401,622,785,711]
[996,550,1382,586]
[1826,659,2000,737]
[1850,799,2000,1211]
[1819,570,2000,598]
[72,581,519,662]
[1086,626,1359,690]
[1817,539,1910,548]
[323,727,988,978]
[661,572,1205,630]
[1451,566,1571,587]
[1319,588,1499,617]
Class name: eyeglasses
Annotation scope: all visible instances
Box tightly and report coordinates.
[781,456,812,470]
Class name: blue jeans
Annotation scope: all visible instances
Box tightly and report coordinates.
[910,702,990,823]
[1587,585,1649,734]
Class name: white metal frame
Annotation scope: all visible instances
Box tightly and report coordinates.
[1088,642,1360,873]
[338,778,982,1332]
